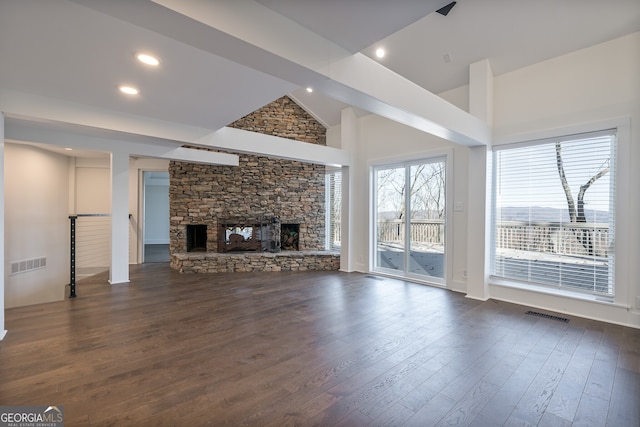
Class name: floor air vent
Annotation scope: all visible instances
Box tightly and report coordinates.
[525,310,569,323]
[364,275,385,281]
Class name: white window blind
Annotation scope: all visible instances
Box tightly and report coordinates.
[491,130,616,297]
[326,170,342,251]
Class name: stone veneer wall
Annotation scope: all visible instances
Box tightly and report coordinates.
[169,156,325,252]
[227,96,326,145]
[169,96,333,272]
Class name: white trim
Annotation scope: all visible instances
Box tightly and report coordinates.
[493,128,616,152]
[490,278,618,306]
[368,147,454,168]
[367,270,447,290]
[0,330,6,341]
[325,172,331,250]
[0,113,5,337]
[5,118,239,166]
[489,116,634,319]
[369,148,453,287]
[489,284,639,329]
[493,116,630,147]
[144,239,170,245]
[196,126,351,167]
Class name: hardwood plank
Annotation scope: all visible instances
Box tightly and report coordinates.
[545,353,595,423]
[437,379,499,426]
[469,347,550,425]
[0,264,638,427]
[606,367,640,427]
[538,411,574,427]
[572,394,609,427]
[368,402,415,427]
[404,393,457,426]
[505,349,572,425]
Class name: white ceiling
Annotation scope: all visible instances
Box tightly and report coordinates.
[361,0,640,94]
[1,0,638,152]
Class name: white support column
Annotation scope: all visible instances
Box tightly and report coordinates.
[469,59,494,126]
[466,146,490,300]
[466,59,494,300]
[0,113,6,340]
[340,107,360,272]
[109,150,130,284]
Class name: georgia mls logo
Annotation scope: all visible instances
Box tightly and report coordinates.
[0,405,64,427]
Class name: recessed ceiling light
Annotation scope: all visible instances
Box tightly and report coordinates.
[136,53,160,66]
[306,87,313,93]
[375,48,385,59]
[119,85,139,95]
[64,147,73,151]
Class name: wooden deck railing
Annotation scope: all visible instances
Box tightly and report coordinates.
[334,220,610,257]
[375,220,609,257]
[376,220,445,244]
[494,221,609,257]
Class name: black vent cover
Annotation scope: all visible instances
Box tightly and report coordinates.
[436,2,457,16]
[525,310,570,323]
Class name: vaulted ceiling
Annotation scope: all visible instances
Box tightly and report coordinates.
[1,0,638,154]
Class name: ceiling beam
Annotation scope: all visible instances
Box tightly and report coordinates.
[195,127,352,167]
[74,0,491,146]
[4,118,238,166]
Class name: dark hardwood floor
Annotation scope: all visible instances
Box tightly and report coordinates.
[144,244,170,263]
[1,264,638,426]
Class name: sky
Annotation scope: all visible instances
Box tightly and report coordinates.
[495,135,614,216]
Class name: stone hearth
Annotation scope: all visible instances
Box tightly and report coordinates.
[171,251,340,273]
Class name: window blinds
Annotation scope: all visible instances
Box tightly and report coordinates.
[491,130,616,296]
[326,170,342,251]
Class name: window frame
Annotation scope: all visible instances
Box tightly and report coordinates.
[369,150,453,287]
[325,168,342,251]
[490,127,622,302]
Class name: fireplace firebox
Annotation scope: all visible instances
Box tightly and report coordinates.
[280,224,300,251]
[186,224,207,252]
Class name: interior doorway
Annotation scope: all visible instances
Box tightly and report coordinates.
[143,171,170,263]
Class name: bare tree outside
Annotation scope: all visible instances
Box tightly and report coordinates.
[376,162,445,221]
[555,142,609,255]
[375,160,447,279]
[410,162,445,220]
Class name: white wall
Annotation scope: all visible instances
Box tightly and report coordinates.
[4,144,69,307]
[128,159,170,263]
[489,32,640,327]
[333,32,639,327]
[72,158,111,275]
[0,115,5,337]
[75,159,110,213]
[144,181,169,244]
[330,113,470,290]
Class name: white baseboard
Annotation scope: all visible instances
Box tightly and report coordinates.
[0,330,7,341]
[144,239,169,245]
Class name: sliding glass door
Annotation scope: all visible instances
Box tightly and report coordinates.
[374,157,447,284]
[375,166,406,272]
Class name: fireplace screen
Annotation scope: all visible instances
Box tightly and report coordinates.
[217,217,283,253]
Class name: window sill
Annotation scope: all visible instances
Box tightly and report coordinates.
[488,277,628,308]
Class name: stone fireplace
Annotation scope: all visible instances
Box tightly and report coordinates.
[168,96,339,273]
